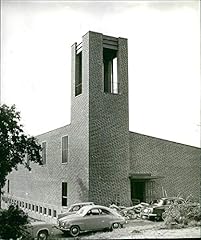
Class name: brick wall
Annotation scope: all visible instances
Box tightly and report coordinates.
[129,132,201,202]
[87,32,131,206]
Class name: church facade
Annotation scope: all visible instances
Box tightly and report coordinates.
[3,31,200,222]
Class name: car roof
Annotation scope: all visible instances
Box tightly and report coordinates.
[70,202,94,206]
[77,205,115,215]
[30,221,51,226]
[161,197,184,200]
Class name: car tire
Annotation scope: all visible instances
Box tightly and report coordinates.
[149,216,155,221]
[155,215,162,221]
[69,225,80,237]
[111,222,120,231]
[37,230,48,240]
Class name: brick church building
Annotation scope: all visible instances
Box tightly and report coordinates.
[3,31,200,222]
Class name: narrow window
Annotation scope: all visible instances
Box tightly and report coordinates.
[29,204,31,210]
[36,205,39,212]
[40,206,42,214]
[62,136,68,163]
[32,204,35,211]
[48,209,52,216]
[25,203,28,209]
[44,207,47,215]
[62,182,68,206]
[42,142,47,165]
[103,48,118,94]
[75,52,82,96]
[7,180,10,193]
[53,210,57,218]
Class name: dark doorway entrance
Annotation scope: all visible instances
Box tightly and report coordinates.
[131,181,145,203]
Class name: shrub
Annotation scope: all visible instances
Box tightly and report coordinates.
[163,196,201,228]
[0,204,30,239]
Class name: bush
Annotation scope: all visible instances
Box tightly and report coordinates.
[0,204,30,239]
[163,196,201,228]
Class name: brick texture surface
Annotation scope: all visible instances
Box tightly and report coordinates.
[87,32,130,206]
[129,132,201,201]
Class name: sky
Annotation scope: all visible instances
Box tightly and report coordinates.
[1,0,200,147]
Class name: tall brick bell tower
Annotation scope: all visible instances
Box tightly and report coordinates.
[71,31,131,206]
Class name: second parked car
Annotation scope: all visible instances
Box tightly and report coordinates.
[141,197,184,221]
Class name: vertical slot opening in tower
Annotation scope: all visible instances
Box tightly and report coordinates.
[103,48,118,94]
[75,51,82,96]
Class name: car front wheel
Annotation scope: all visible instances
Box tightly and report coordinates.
[155,215,162,221]
[111,222,120,231]
[37,230,48,240]
[69,225,80,237]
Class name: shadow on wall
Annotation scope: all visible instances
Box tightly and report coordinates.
[77,177,89,202]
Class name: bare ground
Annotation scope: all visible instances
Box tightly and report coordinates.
[81,220,200,239]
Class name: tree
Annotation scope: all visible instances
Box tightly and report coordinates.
[0,204,30,240]
[0,104,42,208]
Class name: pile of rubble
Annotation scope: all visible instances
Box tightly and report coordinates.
[109,203,149,220]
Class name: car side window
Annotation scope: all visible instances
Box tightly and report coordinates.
[100,209,111,215]
[72,205,80,212]
[86,209,100,216]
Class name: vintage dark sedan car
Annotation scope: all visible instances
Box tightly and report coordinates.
[57,202,94,219]
[57,205,126,237]
[141,197,184,221]
[21,221,56,240]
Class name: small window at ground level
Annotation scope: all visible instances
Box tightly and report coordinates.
[62,182,68,206]
[44,207,47,215]
[53,210,57,217]
[48,209,52,216]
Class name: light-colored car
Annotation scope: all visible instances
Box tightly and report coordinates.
[57,202,94,219]
[22,221,55,240]
[57,205,126,237]
[141,197,184,221]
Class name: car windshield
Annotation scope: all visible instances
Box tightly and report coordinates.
[151,199,164,206]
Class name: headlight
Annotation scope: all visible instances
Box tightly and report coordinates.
[59,221,65,227]
[64,221,70,228]
[148,208,153,213]
[143,208,153,213]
